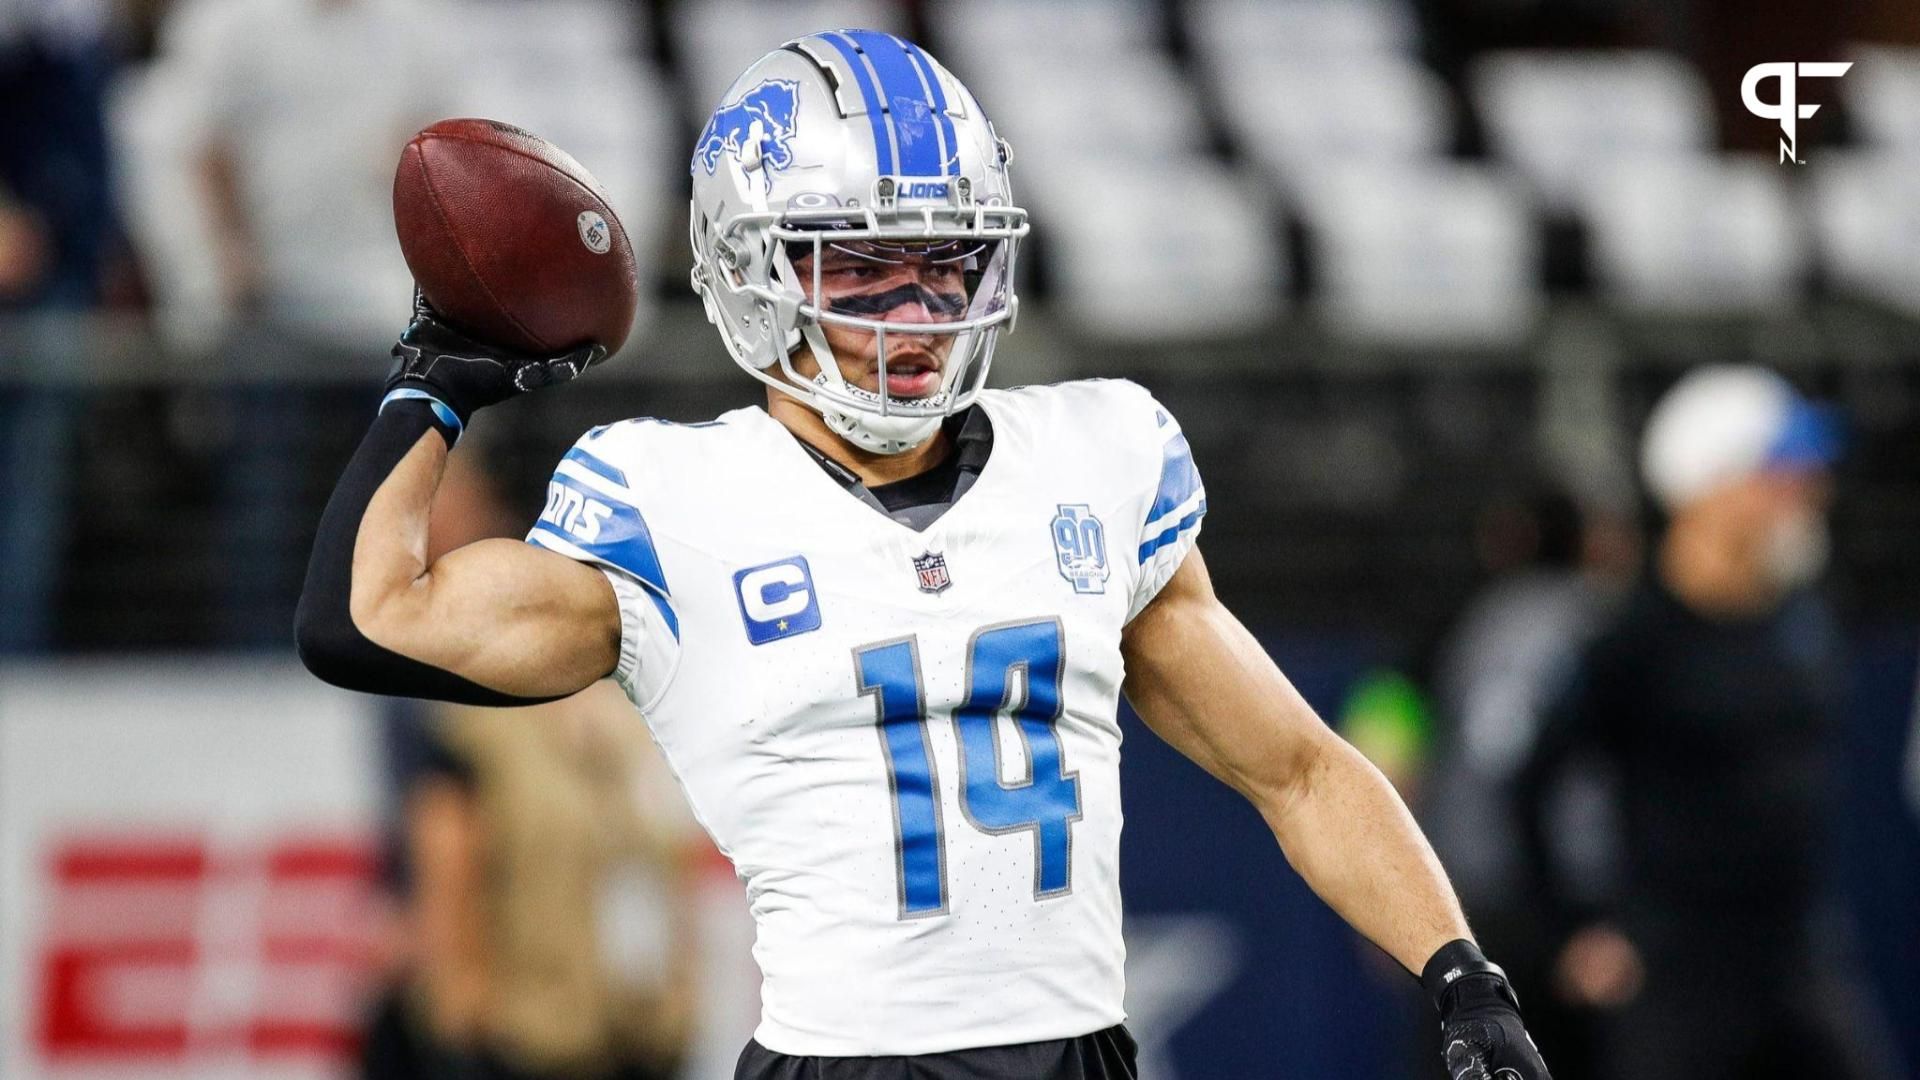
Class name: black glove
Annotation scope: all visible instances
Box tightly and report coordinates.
[383,289,607,442]
[1422,939,1552,1080]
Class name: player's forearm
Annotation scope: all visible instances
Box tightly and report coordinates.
[1121,557,1471,975]
[295,402,560,706]
[347,420,448,629]
[1262,735,1471,974]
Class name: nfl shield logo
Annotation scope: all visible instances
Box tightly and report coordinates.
[912,551,952,594]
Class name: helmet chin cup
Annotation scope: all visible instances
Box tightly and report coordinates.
[813,373,944,455]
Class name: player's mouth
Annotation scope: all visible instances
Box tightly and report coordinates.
[882,358,942,398]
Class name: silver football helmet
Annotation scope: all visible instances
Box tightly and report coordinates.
[688,30,1028,454]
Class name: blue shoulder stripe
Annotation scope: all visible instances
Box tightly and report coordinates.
[529,529,679,641]
[1139,498,1207,563]
[819,32,898,174]
[1147,432,1203,524]
[642,586,679,641]
[846,29,947,177]
[563,446,628,488]
[532,474,669,596]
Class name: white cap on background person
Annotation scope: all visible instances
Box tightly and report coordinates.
[1639,365,1842,511]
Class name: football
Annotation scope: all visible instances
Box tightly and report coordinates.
[392,118,639,355]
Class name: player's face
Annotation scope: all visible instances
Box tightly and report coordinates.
[789,241,970,400]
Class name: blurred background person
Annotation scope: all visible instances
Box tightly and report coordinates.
[361,443,702,1080]
[1516,365,1902,1080]
[104,0,666,646]
[0,0,122,652]
[1420,483,1637,1080]
[108,0,463,646]
[111,0,456,354]
[0,0,121,310]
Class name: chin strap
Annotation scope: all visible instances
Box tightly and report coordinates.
[812,372,944,455]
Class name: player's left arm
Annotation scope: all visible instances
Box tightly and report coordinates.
[1121,547,1551,1080]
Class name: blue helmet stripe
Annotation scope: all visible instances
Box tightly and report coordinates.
[897,38,960,176]
[845,29,946,177]
[818,32,898,174]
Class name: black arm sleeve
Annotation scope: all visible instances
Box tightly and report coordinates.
[293,400,565,707]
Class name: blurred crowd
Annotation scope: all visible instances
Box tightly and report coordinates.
[2,1,1919,1078]
[4,0,1920,336]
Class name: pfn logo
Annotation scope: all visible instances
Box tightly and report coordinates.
[1741,62,1853,164]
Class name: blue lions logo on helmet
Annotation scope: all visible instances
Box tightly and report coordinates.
[694,79,801,180]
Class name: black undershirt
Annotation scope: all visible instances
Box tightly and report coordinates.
[794,406,995,531]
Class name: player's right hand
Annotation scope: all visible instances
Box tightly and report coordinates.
[387,288,607,435]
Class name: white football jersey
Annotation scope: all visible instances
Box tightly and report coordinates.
[524,378,1206,1056]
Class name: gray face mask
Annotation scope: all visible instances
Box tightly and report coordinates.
[1764,510,1830,591]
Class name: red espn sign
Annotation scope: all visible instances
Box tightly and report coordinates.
[35,834,382,1061]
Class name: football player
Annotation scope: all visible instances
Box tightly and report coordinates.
[298,31,1550,1080]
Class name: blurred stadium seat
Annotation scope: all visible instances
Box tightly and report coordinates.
[1209,59,1455,189]
[1188,0,1419,62]
[1844,45,1920,155]
[1293,161,1539,346]
[1471,50,1716,211]
[460,0,648,65]
[1811,152,1920,316]
[929,0,1161,62]
[931,0,1283,334]
[1039,160,1285,338]
[994,54,1212,162]
[109,0,457,353]
[442,0,674,348]
[673,0,909,126]
[1580,156,1803,314]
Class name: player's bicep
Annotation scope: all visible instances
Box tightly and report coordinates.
[376,537,621,697]
[1120,548,1333,814]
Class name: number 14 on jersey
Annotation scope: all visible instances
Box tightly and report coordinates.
[855,619,1083,919]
